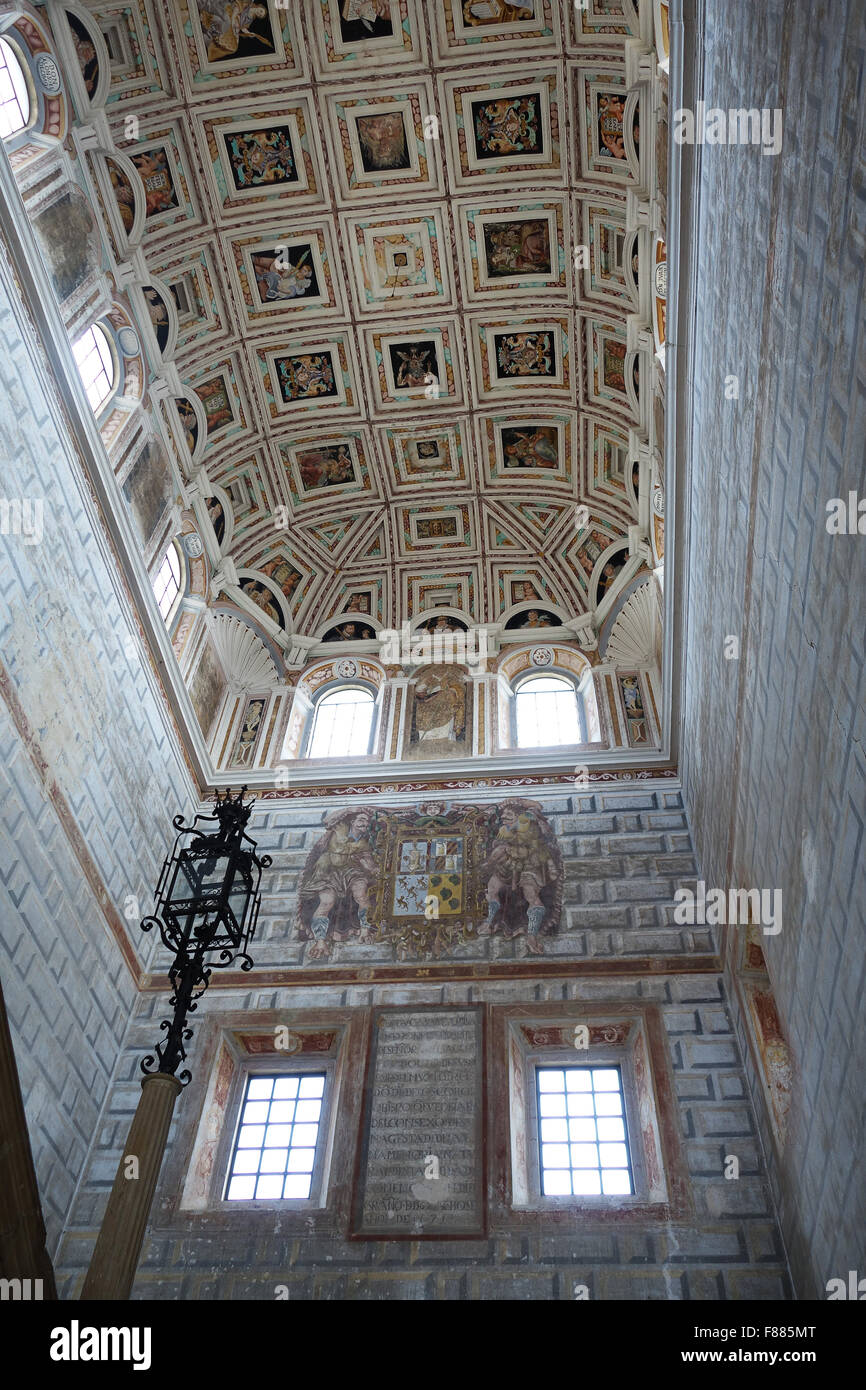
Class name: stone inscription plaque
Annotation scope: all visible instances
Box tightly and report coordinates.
[353,1007,484,1237]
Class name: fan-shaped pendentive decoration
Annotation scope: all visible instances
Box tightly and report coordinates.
[604,580,661,668]
[210,614,278,691]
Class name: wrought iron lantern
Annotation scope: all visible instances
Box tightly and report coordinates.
[140,788,271,1083]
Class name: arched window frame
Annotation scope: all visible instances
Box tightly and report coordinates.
[0,16,67,156]
[512,670,587,751]
[151,539,186,628]
[0,33,33,141]
[71,320,120,418]
[301,681,379,761]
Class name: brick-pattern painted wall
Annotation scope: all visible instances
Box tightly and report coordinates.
[680,0,866,1297]
[55,974,790,1300]
[0,242,194,1253]
[0,700,137,1255]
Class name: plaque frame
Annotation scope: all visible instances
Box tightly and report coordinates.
[350,1003,487,1239]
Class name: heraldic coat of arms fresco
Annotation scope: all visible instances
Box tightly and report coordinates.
[295,800,563,960]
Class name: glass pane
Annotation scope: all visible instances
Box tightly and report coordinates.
[227,1072,324,1202]
[596,1117,625,1142]
[592,1069,621,1091]
[602,1170,633,1195]
[258,1149,288,1174]
[299,1075,325,1098]
[0,39,30,139]
[594,1093,623,1116]
[571,1170,602,1196]
[71,326,115,411]
[541,1143,571,1169]
[538,1092,567,1117]
[536,1065,633,1201]
[570,1143,599,1168]
[283,1175,312,1200]
[227,1175,256,1201]
[153,546,181,620]
[255,1175,284,1200]
[295,1100,322,1123]
[242,1101,270,1125]
[231,1150,259,1175]
[516,677,581,748]
[538,1070,564,1092]
[273,1077,299,1099]
[263,1124,292,1148]
[540,1117,569,1143]
[308,689,374,758]
[541,1169,572,1196]
[287,1148,315,1173]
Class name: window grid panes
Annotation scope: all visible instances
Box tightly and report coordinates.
[516,676,582,749]
[153,545,181,620]
[536,1066,633,1197]
[308,687,374,759]
[226,1073,326,1202]
[0,38,30,139]
[72,325,115,412]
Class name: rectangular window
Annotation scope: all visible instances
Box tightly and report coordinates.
[225,1072,326,1202]
[536,1065,633,1197]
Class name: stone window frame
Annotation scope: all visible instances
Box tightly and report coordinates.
[488,1001,692,1228]
[155,1008,367,1235]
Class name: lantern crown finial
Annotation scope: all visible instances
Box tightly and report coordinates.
[213,785,255,839]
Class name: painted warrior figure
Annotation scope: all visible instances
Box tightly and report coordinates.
[481,802,561,954]
[296,808,379,958]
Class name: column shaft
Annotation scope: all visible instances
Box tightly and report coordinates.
[81,1072,182,1301]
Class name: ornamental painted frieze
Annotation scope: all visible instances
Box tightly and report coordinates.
[295,799,563,960]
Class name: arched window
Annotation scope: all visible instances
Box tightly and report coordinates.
[0,38,31,139]
[515,675,584,748]
[72,324,116,412]
[308,686,375,759]
[153,542,182,621]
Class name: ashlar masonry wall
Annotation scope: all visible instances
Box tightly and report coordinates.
[55,974,790,1301]
[0,237,194,1255]
[679,0,866,1298]
[54,789,791,1300]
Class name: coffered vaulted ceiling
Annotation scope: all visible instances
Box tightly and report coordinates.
[64,0,667,652]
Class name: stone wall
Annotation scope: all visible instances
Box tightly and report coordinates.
[0,237,194,1254]
[47,777,795,1302]
[55,972,789,1300]
[680,0,866,1298]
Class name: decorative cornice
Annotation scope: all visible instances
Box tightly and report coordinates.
[254,766,680,801]
[140,955,720,992]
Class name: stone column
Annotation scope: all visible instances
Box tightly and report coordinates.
[0,973,57,1297]
[81,1072,183,1301]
